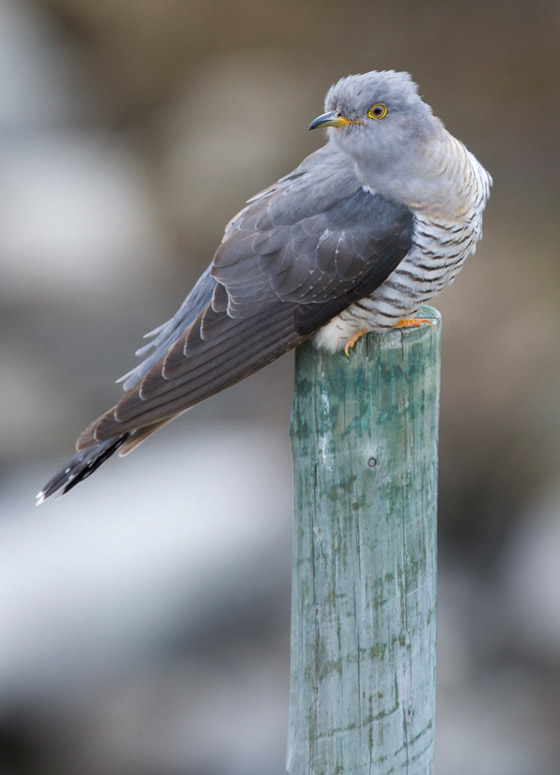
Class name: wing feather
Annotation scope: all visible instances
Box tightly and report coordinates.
[77,145,414,448]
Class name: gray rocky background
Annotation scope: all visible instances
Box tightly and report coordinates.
[1,0,559,772]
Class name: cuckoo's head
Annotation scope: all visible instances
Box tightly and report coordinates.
[309,71,442,168]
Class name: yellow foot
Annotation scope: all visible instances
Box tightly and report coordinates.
[344,328,369,356]
[395,317,434,330]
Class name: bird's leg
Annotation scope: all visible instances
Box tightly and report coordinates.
[344,328,369,356]
[395,318,434,330]
[345,318,433,356]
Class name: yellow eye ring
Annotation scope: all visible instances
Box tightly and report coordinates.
[368,103,387,120]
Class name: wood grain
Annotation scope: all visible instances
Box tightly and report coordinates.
[288,307,441,774]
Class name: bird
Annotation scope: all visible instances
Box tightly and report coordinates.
[37,70,492,502]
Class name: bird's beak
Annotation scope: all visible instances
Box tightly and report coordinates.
[308,110,362,131]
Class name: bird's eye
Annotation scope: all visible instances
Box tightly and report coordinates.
[368,103,387,120]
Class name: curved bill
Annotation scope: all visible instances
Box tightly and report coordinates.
[308,110,362,130]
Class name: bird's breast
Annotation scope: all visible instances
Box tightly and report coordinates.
[313,207,484,353]
[314,138,491,353]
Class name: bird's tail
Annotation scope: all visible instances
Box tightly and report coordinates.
[36,434,131,504]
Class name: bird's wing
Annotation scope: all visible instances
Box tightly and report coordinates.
[117,265,217,391]
[77,146,414,448]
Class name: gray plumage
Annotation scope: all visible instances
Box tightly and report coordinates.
[38,70,491,501]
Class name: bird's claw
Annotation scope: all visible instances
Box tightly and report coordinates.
[344,329,369,355]
[394,317,434,330]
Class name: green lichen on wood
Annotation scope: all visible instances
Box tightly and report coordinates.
[287,307,440,775]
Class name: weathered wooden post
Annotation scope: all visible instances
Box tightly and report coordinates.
[287,306,440,775]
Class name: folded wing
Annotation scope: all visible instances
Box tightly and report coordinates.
[78,146,414,449]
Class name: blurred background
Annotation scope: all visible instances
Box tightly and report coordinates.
[1,0,559,772]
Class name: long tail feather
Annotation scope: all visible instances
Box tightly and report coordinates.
[37,434,131,503]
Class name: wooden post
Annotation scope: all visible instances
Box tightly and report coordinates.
[287,306,440,775]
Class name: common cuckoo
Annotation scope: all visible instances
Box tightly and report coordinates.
[38,70,492,501]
